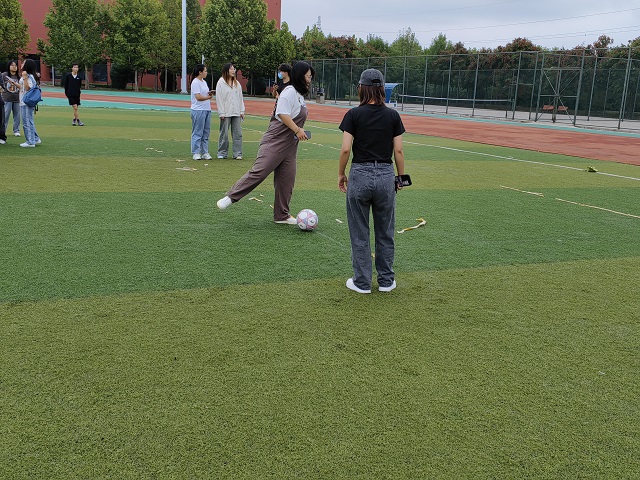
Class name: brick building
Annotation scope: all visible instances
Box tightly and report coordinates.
[21,0,282,88]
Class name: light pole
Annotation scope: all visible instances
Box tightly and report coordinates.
[180,0,187,93]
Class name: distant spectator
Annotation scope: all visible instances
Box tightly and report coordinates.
[272,63,291,99]
[19,59,41,147]
[62,63,84,126]
[190,64,213,160]
[2,60,21,137]
[215,63,245,159]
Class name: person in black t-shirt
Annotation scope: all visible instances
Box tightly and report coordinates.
[62,63,84,126]
[272,63,291,99]
[338,68,406,294]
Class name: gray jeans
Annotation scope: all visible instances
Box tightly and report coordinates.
[4,101,20,135]
[346,162,396,290]
[217,116,242,158]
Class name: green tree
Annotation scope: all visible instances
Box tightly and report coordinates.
[198,0,271,86]
[37,0,107,88]
[257,21,296,80]
[425,33,453,56]
[295,24,325,59]
[355,35,389,58]
[389,28,422,57]
[106,0,168,91]
[0,0,29,59]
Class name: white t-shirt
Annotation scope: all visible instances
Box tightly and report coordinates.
[191,78,211,111]
[275,85,305,122]
[19,75,36,107]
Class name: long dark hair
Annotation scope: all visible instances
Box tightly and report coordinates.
[21,59,39,84]
[221,63,238,87]
[358,84,385,106]
[290,61,314,96]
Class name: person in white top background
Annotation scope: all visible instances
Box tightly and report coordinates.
[19,59,41,148]
[190,64,213,160]
[215,63,245,159]
[216,61,315,225]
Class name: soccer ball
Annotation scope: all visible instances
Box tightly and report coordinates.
[296,209,318,231]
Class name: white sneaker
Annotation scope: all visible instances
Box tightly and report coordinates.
[14,132,20,136]
[217,196,232,209]
[35,139,41,144]
[0,139,5,145]
[20,142,35,148]
[202,153,212,160]
[233,155,242,160]
[217,155,225,159]
[378,280,396,292]
[193,153,202,160]
[274,216,297,225]
[346,278,371,294]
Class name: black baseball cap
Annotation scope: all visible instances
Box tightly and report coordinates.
[358,68,384,86]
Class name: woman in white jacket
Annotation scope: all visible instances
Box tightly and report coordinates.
[215,63,245,159]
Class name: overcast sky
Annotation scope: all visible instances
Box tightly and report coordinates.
[281,0,640,50]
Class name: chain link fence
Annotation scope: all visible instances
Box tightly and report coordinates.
[308,48,640,132]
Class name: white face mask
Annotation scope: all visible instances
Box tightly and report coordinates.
[277,72,283,80]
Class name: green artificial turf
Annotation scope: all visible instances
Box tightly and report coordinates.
[1,106,639,478]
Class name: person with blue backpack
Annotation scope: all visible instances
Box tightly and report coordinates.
[19,59,41,148]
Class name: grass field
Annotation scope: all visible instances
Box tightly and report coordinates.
[1,106,639,478]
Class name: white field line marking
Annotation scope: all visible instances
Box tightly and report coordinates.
[556,198,640,219]
[500,185,544,196]
[403,141,640,181]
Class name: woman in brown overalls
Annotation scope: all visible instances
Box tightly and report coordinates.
[216,62,315,224]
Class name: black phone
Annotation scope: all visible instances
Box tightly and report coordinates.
[294,130,311,139]
[395,174,412,187]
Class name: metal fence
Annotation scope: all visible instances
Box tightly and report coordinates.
[308,49,640,132]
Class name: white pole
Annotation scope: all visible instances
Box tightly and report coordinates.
[180,0,187,93]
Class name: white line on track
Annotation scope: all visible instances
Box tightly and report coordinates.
[403,141,640,181]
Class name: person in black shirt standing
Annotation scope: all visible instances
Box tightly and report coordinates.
[62,63,84,126]
[272,63,291,99]
[338,69,406,294]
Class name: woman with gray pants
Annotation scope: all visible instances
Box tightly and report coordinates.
[338,69,406,294]
[215,63,245,159]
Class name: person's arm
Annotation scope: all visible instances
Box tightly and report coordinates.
[393,134,405,178]
[338,131,353,193]
[22,72,31,92]
[277,113,308,141]
[194,80,212,102]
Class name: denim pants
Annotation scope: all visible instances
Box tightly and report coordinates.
[4,101,20,135]
[218,116,242,158]
[191,110,211,155]
[20,105,39,145]
[346,162,396,290]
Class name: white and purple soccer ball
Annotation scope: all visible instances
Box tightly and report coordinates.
[296,209,318,231]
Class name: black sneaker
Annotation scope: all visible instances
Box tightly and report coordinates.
[77,119,84,126]
[72,119,77,126]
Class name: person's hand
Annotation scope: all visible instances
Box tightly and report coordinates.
[21,71,28,79]
[338,174,348,193]
[240,114,245,121]
[295,129,308,141]
[220,116,225,120]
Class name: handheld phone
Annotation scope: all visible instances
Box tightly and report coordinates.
[395,174,412,191]
[294,130,311,139]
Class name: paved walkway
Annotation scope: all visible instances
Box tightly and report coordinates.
[42,87,640,166]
